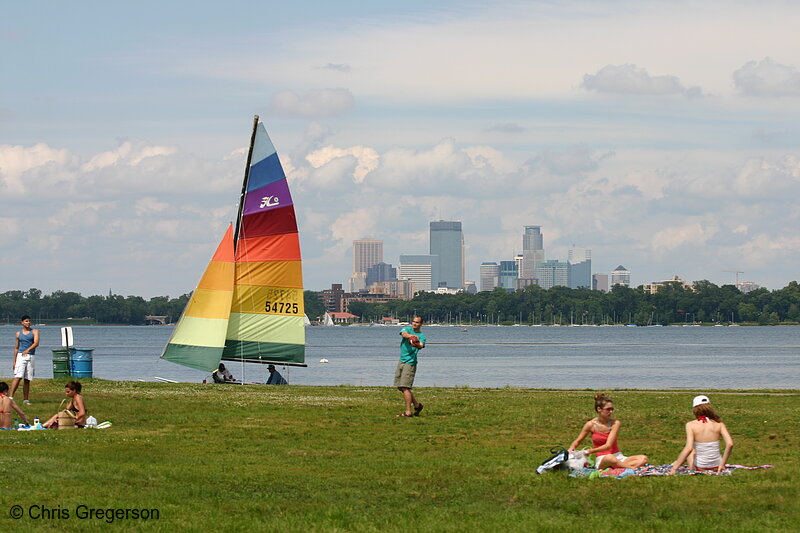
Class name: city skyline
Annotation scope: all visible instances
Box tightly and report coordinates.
[348,223,761,296]
[2,2,799,297]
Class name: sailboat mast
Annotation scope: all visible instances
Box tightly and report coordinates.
[233,114,260,251]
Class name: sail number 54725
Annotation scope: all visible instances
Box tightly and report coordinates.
[264,301,299,314]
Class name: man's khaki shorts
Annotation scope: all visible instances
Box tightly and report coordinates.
[393,362,416,388]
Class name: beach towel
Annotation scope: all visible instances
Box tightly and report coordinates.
[568,464,773,479]
[632,464,773,477]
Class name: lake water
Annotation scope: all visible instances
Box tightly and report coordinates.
[1,324,798,389]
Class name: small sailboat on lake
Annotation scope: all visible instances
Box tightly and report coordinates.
[161,116,306,372]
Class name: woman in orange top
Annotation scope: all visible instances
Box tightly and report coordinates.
[568,393,648,469]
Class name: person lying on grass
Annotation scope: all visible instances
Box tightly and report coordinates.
[0,381,30,429]
[43,381,87,429]
[669,395,733,474]
[568,393,648,469]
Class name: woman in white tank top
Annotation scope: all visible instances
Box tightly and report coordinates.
[670,395,734,474]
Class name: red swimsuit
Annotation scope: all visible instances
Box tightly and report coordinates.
[592,420,620,456]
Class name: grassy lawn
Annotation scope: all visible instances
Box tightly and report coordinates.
[1,380,797,532]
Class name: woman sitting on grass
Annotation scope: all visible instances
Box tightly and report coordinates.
[669,395,733,474]
[43,381,87,429]
[0,381,30,429]
[568,393,648,469]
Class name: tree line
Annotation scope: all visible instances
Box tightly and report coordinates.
[343,281,800,326]
[0,289,328,326]
[0,289,191,325]
[4,282,798,326]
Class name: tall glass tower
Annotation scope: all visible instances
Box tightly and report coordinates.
[429,220,464,289]
[523,225,543,251]
[522,225,544,279]
[568,246,592,289]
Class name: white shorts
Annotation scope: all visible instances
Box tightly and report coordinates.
[596,451,627,468]
[13,353,35,380]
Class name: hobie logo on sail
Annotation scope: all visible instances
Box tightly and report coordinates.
[260,195,280,208]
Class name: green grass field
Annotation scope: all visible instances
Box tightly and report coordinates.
[1,380,797,532]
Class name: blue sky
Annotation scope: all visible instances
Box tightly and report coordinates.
[2,0,799,297]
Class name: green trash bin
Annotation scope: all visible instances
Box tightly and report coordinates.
[52,349,71,378]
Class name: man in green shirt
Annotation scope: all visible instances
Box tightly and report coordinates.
[394,316,426,418]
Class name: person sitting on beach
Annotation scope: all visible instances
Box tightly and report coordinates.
[266,364,288,385]
[669,395,733,474]
[0,381,30,429]
[43,381,86,429]
[212,363,237,383]
[568,393,648,469]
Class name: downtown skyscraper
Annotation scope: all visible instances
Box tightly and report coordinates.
[521,225,545,280]
[353,238,383,274]
[351,238,383,292]
[430,220,464,289]
[568,246,592,289]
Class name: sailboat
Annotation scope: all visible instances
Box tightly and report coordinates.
[323,312,335,327]
[160,116,306,372]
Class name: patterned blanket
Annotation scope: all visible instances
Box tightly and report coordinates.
[569,464,773,479]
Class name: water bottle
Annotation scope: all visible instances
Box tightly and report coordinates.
[33,417,40,429]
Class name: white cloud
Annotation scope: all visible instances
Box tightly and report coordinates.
[306,145,379,183]
[81,141,176,171]
[463,146,517,175]
[46,202,116,231]
[327,207,382,259]
[0,143,77,194]
[582,64,702,97]
[366,139,479,191]
[650,221,719,253]
[303,155,360,190]
[737,234,800,267]
[733,58,800,97]
[270,88,355,117]
[732,155,800,199]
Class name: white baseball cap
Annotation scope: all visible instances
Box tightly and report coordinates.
[692,395,710,407]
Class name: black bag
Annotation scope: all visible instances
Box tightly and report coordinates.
[536,447,569,474]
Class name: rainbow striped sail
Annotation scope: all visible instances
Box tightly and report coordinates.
[160,225,235,371]
[161,116,305,371]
